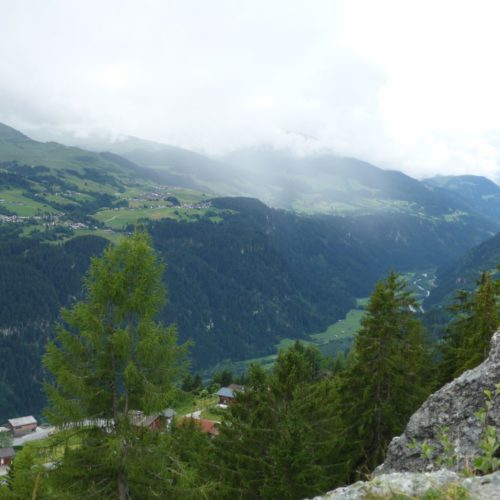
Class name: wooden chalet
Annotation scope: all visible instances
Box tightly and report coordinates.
[7,415,37,437]
[128,410,165,432]
[217,384,244,405]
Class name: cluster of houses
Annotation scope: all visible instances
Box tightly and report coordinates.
[0,385,243,474]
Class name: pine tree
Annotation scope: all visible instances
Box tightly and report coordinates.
[42,231,190,498]
[338,272,433,476]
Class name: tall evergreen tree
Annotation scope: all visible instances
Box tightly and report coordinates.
[338,272,433,476]
[42,231,191,498]
[439,270,499,382]
[212,343,345,499]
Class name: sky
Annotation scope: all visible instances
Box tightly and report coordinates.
[1,0,500,181]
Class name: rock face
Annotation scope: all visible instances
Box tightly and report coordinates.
[312,332,500,499]
[376,329,500,474]
[313,471,500,499]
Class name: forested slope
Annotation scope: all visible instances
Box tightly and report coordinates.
[0,196,497,421]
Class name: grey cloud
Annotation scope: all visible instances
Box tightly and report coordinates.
[0,0,499,182]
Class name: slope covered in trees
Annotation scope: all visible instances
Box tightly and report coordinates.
[424,174,500,224]
[149,196,495,366]
[1,194,498,420]
[1,233,498,499]
[0,231,109,421]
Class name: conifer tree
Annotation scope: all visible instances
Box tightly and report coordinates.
[439,270,499,382]
[338,272,432,476]
[42,231,190,498]
[212,343,345,499]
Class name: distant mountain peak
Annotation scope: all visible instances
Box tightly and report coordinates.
[0,122,31,143]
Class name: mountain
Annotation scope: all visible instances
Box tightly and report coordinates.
[27,129,492,220]
[425,229,500,310]
[424,174,500,223]
[0,123,227,240]
[108,141,486,221]
[118,142,481,218]
[1,194,497,421]
[1,122,499,420]
[219,147,473,216]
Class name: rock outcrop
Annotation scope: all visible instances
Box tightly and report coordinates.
[376,329,500,474]
[312,331,500,499]
[312,470,500,499]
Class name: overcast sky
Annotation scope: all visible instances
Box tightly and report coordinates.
[1,0,500,181]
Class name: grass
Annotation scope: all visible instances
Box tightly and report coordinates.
[0,189,60,216]
[310,308,365,345]
[73,228,124,245]
[200,409,223,421]
[94,207,179,229]
[175,394,218,418]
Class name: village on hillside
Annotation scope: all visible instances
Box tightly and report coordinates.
[0,384,243,479]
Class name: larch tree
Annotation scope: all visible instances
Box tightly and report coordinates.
[42,231,190,499]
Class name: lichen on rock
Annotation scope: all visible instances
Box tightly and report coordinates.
[375,329,500,474]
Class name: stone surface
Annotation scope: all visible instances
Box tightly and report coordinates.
[312,470,500,499]
[376,330,500,474]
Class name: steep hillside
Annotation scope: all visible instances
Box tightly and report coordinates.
[424,174,500,223]
[0,232,109,421]
[35,129,492,220]
[149,197,496,366]
[220,148,472,216]
[426,230,500,309]
[2,195,496,421]
[0,123,230,239]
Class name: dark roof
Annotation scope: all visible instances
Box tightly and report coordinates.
[217,387,235,398]
[163,408,176,418]
[0,447,15,459]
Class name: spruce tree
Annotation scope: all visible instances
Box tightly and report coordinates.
[42,231,190,498]
[212,343,345,499]
[439,270,499,382]
[459,270,499,370]
[338,272,433,476]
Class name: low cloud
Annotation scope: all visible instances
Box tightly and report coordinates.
[1,0,499,182]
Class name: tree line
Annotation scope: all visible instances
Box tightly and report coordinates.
[1,231,498,499]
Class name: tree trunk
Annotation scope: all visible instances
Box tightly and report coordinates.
[118,471,129,500]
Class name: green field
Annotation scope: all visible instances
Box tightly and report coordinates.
[310,309,365,345]
[72,228,124,245]
[0,189,60,216]
[94,206,219,229]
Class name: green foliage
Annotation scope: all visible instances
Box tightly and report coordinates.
[438,270,499,383]
[212,342,345,499]
[474,384,500,474]
[0,429,12,448]
[0,443,49,499]
[338,272,434,476]
[211,369,234,388]
[0,233,109,421]
[40,231,192,498]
